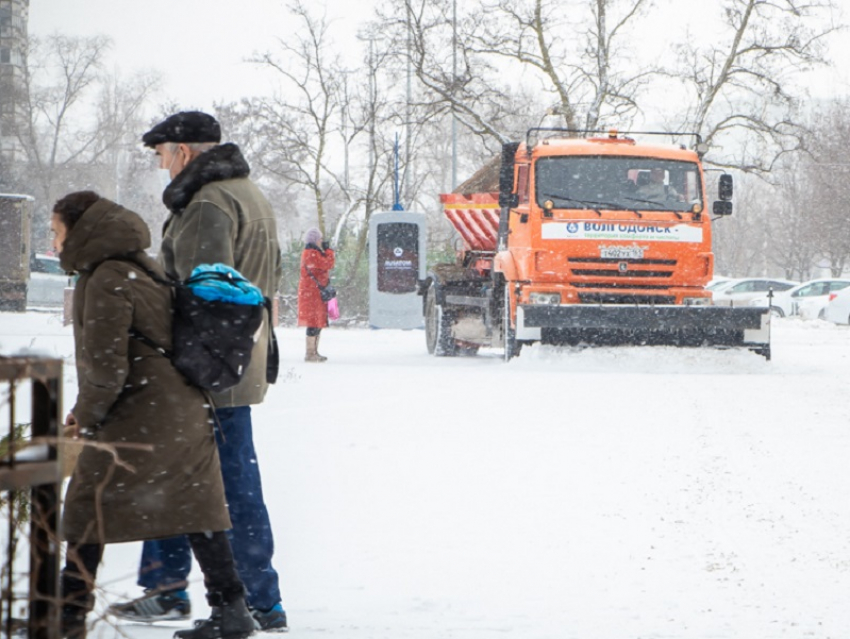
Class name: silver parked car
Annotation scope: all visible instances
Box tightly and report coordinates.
[711,277,798,307]
[28,253,73,308]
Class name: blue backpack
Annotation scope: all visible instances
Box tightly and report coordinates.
[130,263,279,392]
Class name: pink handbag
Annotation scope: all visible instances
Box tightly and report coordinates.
[327,297,340,321]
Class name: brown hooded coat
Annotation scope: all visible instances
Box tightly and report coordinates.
[61,198,231,545]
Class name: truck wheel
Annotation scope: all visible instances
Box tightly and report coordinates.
[503,286,521,361]
[770,306,784,318]
[425,284,457,356]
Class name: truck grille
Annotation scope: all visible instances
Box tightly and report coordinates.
[567,257,676,280]
[578,293,676,305]
[573,283,670,289]
[571,269,673,278]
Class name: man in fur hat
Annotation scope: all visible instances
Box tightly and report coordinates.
[108,112,287,635]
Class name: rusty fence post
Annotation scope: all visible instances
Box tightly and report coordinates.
[0,358,63,639]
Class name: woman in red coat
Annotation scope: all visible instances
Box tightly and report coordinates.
[297,227,336,362]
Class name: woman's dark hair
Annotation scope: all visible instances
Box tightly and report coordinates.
[52,191,100,230]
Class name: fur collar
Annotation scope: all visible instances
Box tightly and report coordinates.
[163,143,250,213]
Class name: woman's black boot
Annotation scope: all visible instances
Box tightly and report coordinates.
[61,593,93,639]
[173,592,254,639]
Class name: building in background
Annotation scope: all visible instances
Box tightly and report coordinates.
[0,0,27,164]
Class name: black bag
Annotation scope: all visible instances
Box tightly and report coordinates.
[129,264,279,392]
[307,268,336,302]
[320,285,336,302]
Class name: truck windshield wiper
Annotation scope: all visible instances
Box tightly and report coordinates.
[539,193,607,217]
[541,192,646,219]
[624,197,683,219]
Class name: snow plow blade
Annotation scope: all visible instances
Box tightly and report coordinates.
[519,305,771,358]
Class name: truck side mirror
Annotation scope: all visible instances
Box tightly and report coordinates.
[499,192,519,208]
[713,201,733,216]
[718,174,733,201]
[498,141,521,212]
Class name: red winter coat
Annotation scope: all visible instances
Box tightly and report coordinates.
[297,244,336,328]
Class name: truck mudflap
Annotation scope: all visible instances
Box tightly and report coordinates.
[517,304,771,358]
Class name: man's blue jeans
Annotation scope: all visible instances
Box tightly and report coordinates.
[138,406,282,611]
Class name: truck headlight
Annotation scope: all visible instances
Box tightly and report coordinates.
[683,296,711,306]
[529,292,561,305]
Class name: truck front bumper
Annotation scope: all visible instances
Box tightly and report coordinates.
[517,304,770,350]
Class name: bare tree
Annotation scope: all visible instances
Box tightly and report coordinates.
[93,69,162,201]
[247,2,352,236]
[5,34,109,207]
[766,163,819,280]
[2,33,160,247]
[670,0,837,172]
[331,31,401,290]
[371,0,654,145]
[801,99,850,276]
[373,0,525,146]
[221,4,411,316]
[468,0,653,131]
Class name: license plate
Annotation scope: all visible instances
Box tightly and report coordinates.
[600,245,644,259]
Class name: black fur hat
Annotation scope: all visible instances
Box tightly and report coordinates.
[142,111,221,148]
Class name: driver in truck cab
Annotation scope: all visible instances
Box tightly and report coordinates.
[635,168,683,203]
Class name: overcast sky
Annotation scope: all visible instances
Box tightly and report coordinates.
[28,0,369,110]
[28,0,850,116]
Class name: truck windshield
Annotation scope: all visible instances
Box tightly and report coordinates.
[535,156,702,213]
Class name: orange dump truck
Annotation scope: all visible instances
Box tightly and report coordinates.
[420,128,771,359]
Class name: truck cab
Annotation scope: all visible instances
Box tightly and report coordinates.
[499,135,713,311]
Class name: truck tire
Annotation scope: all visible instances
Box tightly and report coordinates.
[503,286,521,361]
[425,284,458,356]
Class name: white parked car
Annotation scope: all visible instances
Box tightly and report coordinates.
[798,296,833,321]
[707,276,734,291]
[749,279,850,318]
[822,286,850,325]
[711,277,797,307]
[28,253,73,308]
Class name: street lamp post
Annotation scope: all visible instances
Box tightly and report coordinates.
[451,0,458,191]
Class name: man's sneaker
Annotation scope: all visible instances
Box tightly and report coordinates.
[250,604,288,632]
[108,589,191,622]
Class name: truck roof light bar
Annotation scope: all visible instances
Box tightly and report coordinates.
[525,128,703,152]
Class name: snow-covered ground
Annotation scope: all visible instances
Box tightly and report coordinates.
[2,311,850,638]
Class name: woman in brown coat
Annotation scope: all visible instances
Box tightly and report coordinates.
[53,191,254,639]
[297,227,335,362]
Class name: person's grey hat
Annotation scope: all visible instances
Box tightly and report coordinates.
[142,111,221,148]
[305,227,322,246]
